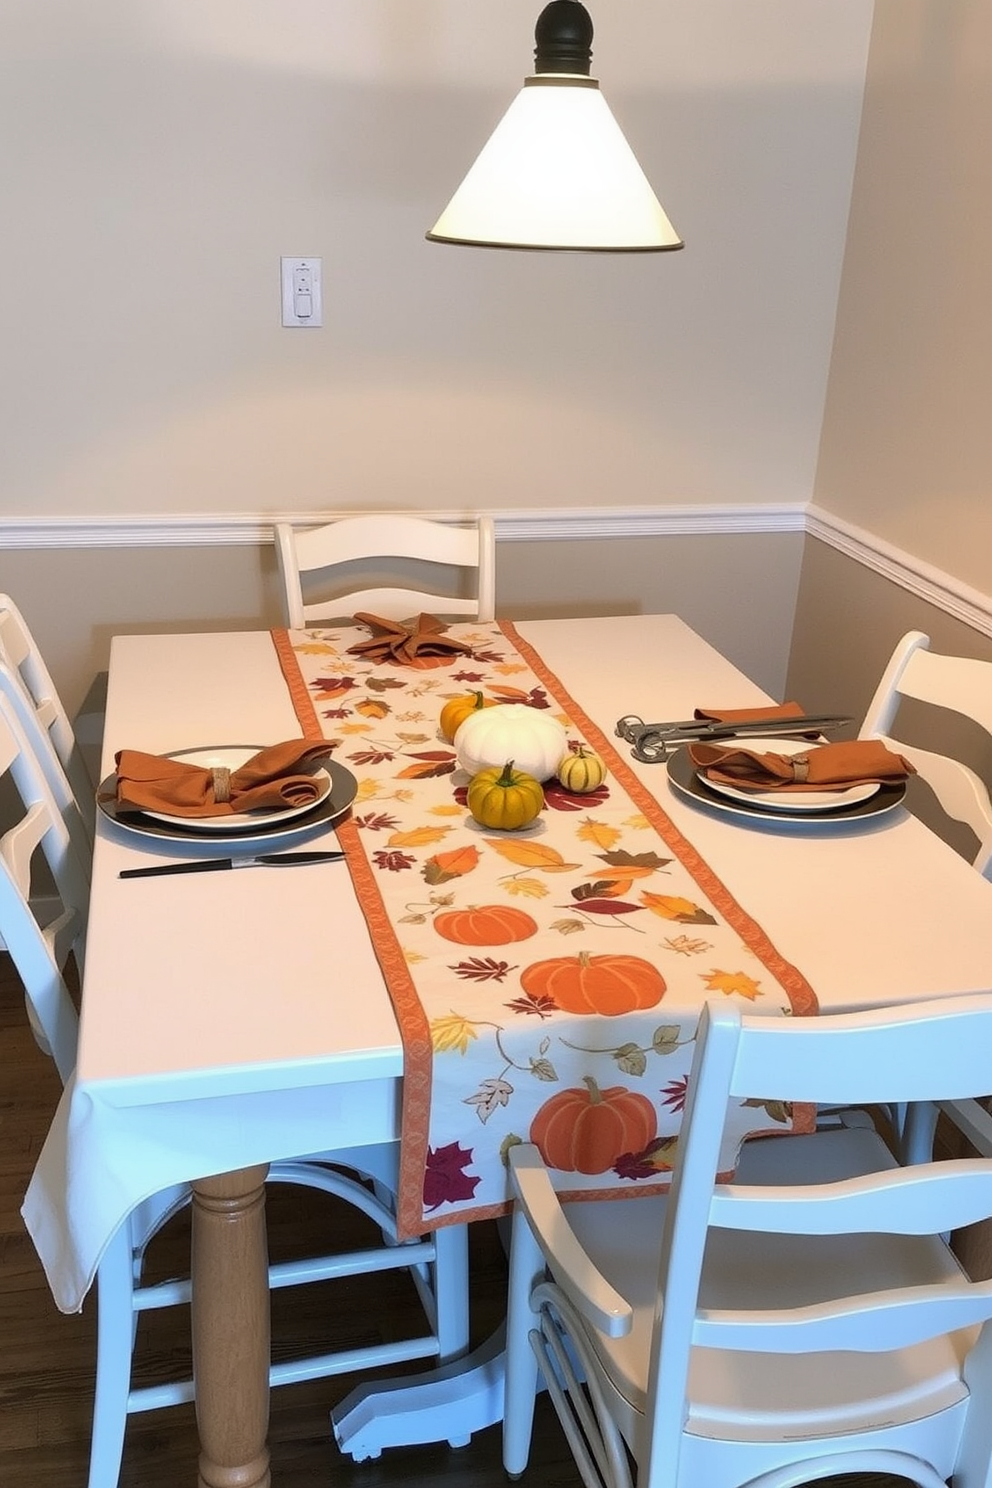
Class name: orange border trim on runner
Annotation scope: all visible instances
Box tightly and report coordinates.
[270,629,435,1237]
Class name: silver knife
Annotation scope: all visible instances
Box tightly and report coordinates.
[120,851,346,879]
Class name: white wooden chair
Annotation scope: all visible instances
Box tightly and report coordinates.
[0,593,97,841]
[860,629,992,877]
[0,690,467,1488]
[274,513,496,628]
[503,992,992,1488]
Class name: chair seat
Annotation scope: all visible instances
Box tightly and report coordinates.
[564,1127,971,1443]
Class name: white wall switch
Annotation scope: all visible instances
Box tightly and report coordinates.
[281,257,322,327]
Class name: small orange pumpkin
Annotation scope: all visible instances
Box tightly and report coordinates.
[433,903,538,946]
[530,1076,657,1174]
[439,690,496,744]
[520,951,666,1016]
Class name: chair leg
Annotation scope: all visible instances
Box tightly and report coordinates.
[503,1207,545,1479]
[88,1223,135,1488]
[432,1223,471,1366]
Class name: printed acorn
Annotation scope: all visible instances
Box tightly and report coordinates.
[556,745,608,794]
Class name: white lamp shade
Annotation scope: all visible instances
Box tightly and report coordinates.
[428,76,683,252]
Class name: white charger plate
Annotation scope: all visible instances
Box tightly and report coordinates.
[696,736,879,814]
[141,746,332,832]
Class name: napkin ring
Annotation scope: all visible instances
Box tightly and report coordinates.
[791,755,810,783]
[211,766,233,803]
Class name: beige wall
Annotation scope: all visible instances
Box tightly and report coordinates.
[0,1,871,523]
[791,0,992,859]
[813,0,992,594]
[1,529,803,735]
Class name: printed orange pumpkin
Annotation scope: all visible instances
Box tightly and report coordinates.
[520,951,666,1016]
[433,904,538,946]
[530,1076,657,1174]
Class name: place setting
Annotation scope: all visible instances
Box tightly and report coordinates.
[96,739,359,869]
[615,704,915,829]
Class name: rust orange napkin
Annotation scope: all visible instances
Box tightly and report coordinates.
[114,740,334,817]
[346,612,474,667]
[694,701,824,737]
[688,738,916,794]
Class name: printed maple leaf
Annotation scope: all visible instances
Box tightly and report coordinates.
[365,676,407,692]
[449,670,487,684]
[423,1141,481,1211]
[576,818,621,850]
[451,957,517,983]
[504,993,556,1018]
[504,877,549,899]
[371,849,416,872]
[430,1014,478,1054]
[640,892,717,926]
[660,1075,689,1112]
[701,969,763,1001]
[312,676,357,699]
[354,811,401,832]
[348,748,397,766]
[544,780,610,812]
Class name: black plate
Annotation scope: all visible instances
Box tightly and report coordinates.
[97,758,359,845]
[666,746,907,827]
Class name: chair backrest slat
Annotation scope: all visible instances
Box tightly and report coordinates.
[275,515,496,628]
[860,630,992,874]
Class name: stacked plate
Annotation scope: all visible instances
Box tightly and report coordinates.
[666,737,907,828]
[98,746,358,846]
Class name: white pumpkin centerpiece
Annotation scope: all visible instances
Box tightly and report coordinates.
[454,703,568,783]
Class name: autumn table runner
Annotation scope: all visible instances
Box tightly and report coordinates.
[272,621,818,1238]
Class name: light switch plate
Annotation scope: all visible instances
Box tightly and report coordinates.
[281,257,322,328]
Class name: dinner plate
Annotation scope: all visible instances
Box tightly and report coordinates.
[142,747,333,832]
[97,756,359,846]
[695,737,880,814]
[666,745,907,828]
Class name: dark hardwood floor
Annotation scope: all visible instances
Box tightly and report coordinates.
[0,954,923,1487]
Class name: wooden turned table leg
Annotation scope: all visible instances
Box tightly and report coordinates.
[191,1165,271,1488]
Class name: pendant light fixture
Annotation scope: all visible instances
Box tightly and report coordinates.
[427,0,683,253]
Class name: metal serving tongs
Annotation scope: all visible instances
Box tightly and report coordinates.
[614,712,854,764]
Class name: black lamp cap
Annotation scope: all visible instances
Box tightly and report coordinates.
[534,0,594,76]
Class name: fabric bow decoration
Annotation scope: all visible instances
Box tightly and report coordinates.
[346,612,474,667]
[113,740,334,817]
[688,737,916,794]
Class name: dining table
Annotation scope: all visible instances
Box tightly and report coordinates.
[20,612,992,1488]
